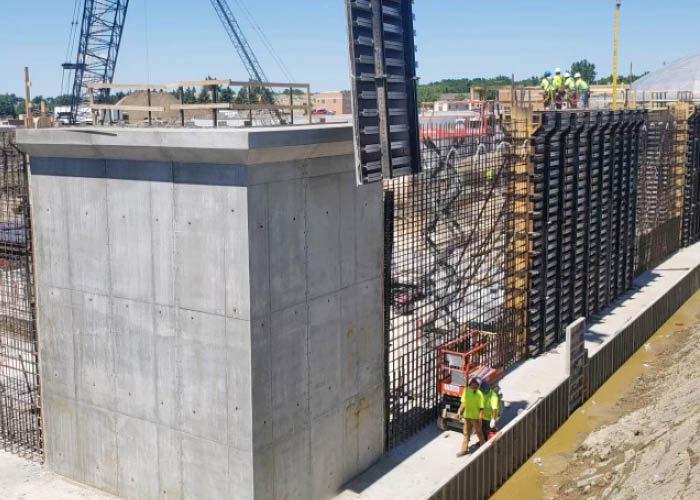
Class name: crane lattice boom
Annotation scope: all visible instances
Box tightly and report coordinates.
[63,0,129,123]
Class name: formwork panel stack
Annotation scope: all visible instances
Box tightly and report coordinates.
[526,110,645,357]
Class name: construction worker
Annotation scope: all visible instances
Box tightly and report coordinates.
[552,68,565,109]
[540,71,553,109]
[456,377,486,457]
[564,72,577,108]
[575,72,590,109]
[480,380,500,441]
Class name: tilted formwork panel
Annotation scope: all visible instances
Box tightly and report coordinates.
[683,107,700,246]
[526,111,643,357]
[345,0,421,184]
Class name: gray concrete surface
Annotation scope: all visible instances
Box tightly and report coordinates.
[18,126,383,500]
[334,241,700,500]
[0,451,120,500]
[16,125,353,165]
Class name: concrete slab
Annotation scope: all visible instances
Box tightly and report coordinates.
[0,450,120,500]
[16,125,353,166]
[334,242,700,500]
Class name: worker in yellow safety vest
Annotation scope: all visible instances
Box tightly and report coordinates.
[575,72,590,109]
[552,68,565,109]
[456,377,486,457]
[564,72,576,108]
[540,71,553,109]
[480,380,500,441]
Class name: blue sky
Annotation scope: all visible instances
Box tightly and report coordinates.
[1,0,699,97]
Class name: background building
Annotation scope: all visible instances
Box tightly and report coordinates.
[314,90,351,114]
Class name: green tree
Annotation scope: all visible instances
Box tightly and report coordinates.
[570,59,597,83]
[15,100,26,117]
[197,86,211,103]
[235,87,249,104]
[0,94,21,117]
[220,86,234,103]
[183,87,197,104]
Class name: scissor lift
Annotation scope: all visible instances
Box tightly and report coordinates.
[437,329,505,431]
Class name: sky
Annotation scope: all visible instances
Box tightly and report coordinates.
[1,0,699,98]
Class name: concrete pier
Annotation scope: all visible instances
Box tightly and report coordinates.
[18,125,384,500]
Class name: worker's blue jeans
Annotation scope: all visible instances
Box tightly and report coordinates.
[578,92,590,109]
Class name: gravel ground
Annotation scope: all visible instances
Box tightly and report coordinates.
[0,452,119,500]
[545,311,700,500]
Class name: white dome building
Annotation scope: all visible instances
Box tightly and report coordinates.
[631,52,700,93]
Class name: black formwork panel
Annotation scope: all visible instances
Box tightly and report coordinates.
[627,112,645,286]
[610,112,625,301]
[527,110,643,357]
[528,113,559,356]
[572,113,589,320]
[599,112,616,311]
[683,108,700,246]
[587,113,604,315]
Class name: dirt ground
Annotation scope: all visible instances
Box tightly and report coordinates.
[543,310,700,500]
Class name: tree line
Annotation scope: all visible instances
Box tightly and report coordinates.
[0,76,306,118]
[417,60,649,103]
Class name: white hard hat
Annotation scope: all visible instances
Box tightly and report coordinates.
[564,72,571,78]
[555,68,561,73]
[575,72,582,78]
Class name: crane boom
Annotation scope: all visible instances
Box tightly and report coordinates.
[63,0,130,123]
[209,0,283,122]
[209,0,268,84]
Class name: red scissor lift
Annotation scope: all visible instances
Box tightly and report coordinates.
[437,329,505,431]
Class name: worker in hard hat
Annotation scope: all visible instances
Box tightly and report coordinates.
[575,72,590,109]
[480,380,501,441]
[552,68,565,109]
[564,72,577,108]
[456,377,486,457]
[540,71,553,109]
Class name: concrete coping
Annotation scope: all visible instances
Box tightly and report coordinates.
[15,124,354,165]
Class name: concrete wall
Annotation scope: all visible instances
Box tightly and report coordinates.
[19,126,384,500]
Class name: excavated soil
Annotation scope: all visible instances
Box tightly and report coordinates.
[543,310,700,500]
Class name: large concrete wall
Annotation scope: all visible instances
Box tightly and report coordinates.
[19,126,383,500]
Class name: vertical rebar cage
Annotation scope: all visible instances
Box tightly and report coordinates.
[382,118,529,449]
[0,129,41,461]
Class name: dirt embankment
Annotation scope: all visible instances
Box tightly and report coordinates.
[548,315,700,500]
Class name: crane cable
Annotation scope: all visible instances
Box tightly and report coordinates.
[144,0,151,84]
[61,0,83,96]
[232,0,296,83]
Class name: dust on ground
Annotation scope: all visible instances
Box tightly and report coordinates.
[542,310,700,500]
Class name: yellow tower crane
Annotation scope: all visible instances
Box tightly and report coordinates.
[612,0,621,109]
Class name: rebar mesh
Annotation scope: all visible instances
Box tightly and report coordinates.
[635,109,686,273]
[383,119,529,449]
[0,129,41,461]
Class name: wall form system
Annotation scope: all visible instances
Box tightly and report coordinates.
[527,111,645,356]
[383,106,700,451]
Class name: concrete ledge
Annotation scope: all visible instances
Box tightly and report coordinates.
[335,242,700,500]
[16,125,353,165]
